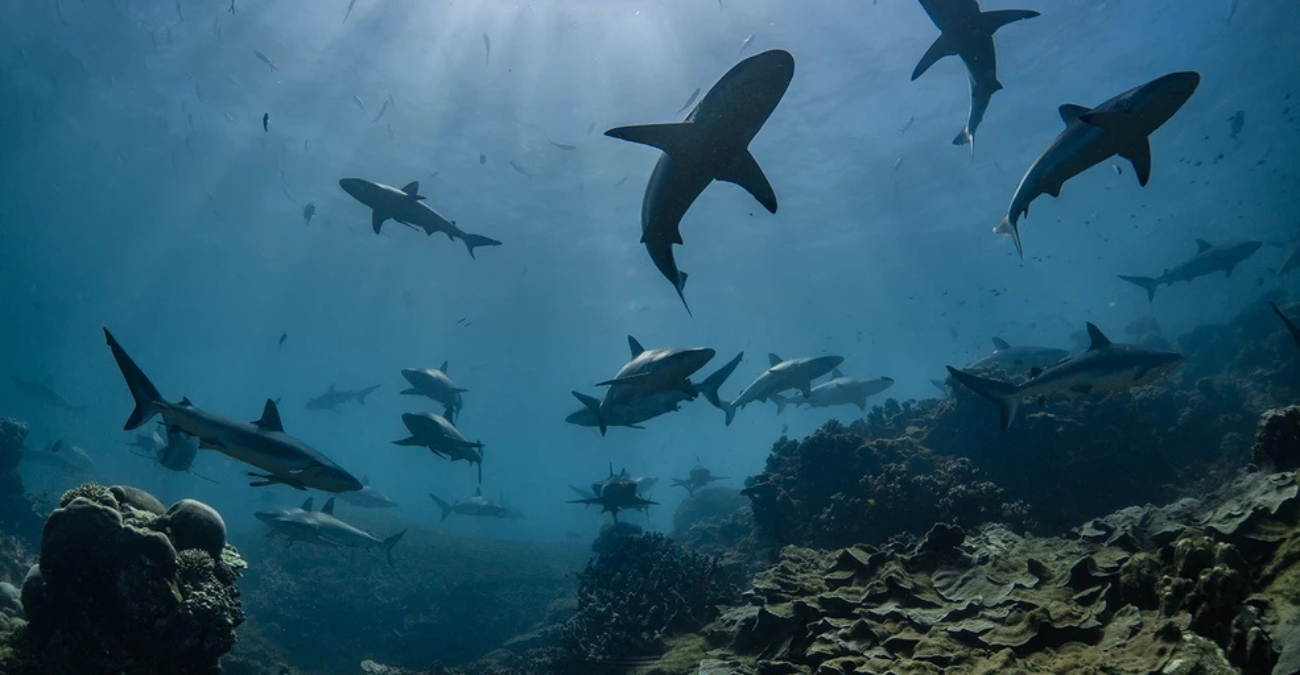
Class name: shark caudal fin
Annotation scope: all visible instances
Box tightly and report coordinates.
[429,494,453,521]
[945,366,1020,433]
[674,271,692,317]
[572,391,607,436]
[356,384,381,404]
[698,352,744,410]
[993,215,1024,259]
[723,401,737,427]
[383,529,407,566]
[771,393,790,415]
[461,233,502,259]
[1118,275,1160,302]
[103,328,164,431]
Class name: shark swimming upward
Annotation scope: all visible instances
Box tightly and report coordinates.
[605,49,794,314]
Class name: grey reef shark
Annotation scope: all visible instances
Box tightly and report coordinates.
[995,71,1200,256]
[605,49,794,314]
[338,178,502,258]
[1119,239,1262,301]
[946,323,1183,432]
[910,0,1039,152]
[104,328,363,492]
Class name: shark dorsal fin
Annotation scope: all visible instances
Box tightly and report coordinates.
[628,336,645,358]
[401,181,420,196]
[440,360,448,374]
[1195,239,1213,254]
[768,353,783,367]
[475,487,482,497]
[1058,104,1090,125]
[992,337,1012,350]
[301,497,314,511]
[254,399,284,432]
[179,397,194,407]
[830,368,844,379]
[608,461,615,477]
[363,475,370,485]
[321,497,335,515]
[1085,323,1112,351]
[327,382,336,393]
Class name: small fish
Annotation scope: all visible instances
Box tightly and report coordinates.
[586,121,596,135]
[303,202,316,223]
[675,87,701,115]
[509,160,535,177]
[224,111,235,123]
[229,0,235,14]
[891,157,903,173]
[427,170,440,180]
[1229,110,1245,141]
[262,112,269,132]
[387,123,393,139]
[479,152,487,165]
[279,332,288,348]
[372,96,391,123]
[548,139,576,151]
[187,112,195,131]
[175,0,184,21]
[343,0,357,23]
[614,175,628,187]
[254,50,277,71]
[353,95,366,112]
[49,439,63,453]
[456,317,468,325]
[1228,0,1239,23]
[899,115,915,136]
[483,33,491,65]
[738,33,755,56]
[194,81,203,102]
[1112,164,1122,175]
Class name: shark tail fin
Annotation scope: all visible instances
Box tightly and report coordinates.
[698,352,743,410]
[953,126,973,148]
[1118,275,1159,302]
[103,328,163,431]
[993,215,1024,259]
[461,233,502,259]
[383,529,407,566]
[724,401,737,427]
[674,271,692,317]
[429,494,452,521]
[772,393,790,415]
[572,391,606,436]
[945,366,1020,433]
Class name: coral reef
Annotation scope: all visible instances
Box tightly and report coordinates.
[1254,405,1300,471]
[557,531,736,672]
[672,488,768,585]
[0,482,244,675]
[0,418,43,545]
[689,466,1300,675]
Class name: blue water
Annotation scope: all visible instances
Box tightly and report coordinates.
[0,0,1295,543]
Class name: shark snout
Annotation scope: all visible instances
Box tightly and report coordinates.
[1141,71,1200,121]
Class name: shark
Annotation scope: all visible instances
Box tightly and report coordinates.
[10,376,85,412]
[772,370,894,413]
[256,497,406,565]
[570,348,743,435]
[305,383,381,412]
[995,71,1201,257]
[338,178,502,258]
[339,477,398,508]
[568,466,658,523]
[910,0,1039,150]
[392,412,483,482]
[605,49,794,314]
[1119,239,1263,301]
[400,363,466,422]
[946,323,1184,432]
[429,488,522,521]
[672,461,726,496]
[724,354,844,425]
[572,466,659,503]
[103,328,363,493]
[934,338,1072,394]
[570,336,714,435]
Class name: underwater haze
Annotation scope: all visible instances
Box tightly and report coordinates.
[1,0,1299,668]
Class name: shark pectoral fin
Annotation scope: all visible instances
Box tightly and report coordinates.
[855,399,867,412]
[1119,138,1152,187]
[718,150,777,213]
[595,373,651,387]
[912,33,956,81]
[400,387,420,395]
[798,381,812,398]
[981,8,1040,33]
[371,210,386,234]
[1058,104,1090,125]
[393,436,424,447]
[604,123,695,158]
